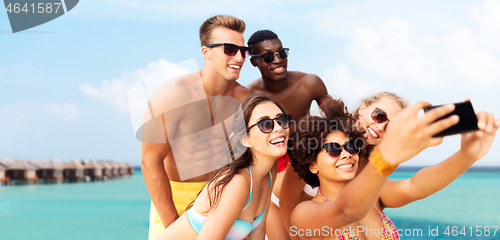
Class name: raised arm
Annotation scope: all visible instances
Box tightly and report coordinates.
[381,110,500,208]
[291,102,460,232]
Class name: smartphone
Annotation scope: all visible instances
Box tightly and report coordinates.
[423,101,479,137]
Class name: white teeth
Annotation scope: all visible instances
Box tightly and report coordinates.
[270,137,285,145]
[273,67,283,71]
[336,164,354,169]
[368,127,379,138]
[229,65,240,69]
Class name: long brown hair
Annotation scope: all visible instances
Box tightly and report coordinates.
[202,93,286,212]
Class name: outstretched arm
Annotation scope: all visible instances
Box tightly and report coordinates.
[381,110,500,208]
[291,102,459,233]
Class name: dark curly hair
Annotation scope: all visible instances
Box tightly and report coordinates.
[289,97,366,188]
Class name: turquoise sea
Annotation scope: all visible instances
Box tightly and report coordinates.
[0,171,151,240]
[386,168,500,240]
[1,168,499,240]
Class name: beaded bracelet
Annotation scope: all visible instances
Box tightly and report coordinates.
[369,146,397,176]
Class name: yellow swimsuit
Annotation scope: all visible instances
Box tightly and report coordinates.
[148,180,206,240]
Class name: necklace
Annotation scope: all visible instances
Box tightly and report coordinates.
[317,188,329,202]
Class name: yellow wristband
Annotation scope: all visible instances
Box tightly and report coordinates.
[369,146,397,176]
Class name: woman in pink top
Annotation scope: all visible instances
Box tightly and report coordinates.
[287,97,499,240]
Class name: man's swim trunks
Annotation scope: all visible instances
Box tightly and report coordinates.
[148,180,206,240]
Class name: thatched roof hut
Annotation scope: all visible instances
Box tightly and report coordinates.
[83,160,103,179]
[63,159,85,180]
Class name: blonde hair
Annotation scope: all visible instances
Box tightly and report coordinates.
[353,92,409,120]
[199,15,246,46]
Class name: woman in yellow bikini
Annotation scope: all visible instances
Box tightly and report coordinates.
[288,97,499,240]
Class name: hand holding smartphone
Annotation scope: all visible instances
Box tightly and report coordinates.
[423,101,479,137]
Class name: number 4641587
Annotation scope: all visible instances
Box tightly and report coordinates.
[6,3,62,14]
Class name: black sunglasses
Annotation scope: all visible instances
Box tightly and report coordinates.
[206,43,249,58]
[371,108,389,124]
[247,114,292,133]
[321,139,360,158]
[251,48,289,63]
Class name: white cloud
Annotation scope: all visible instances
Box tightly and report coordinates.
[346,18,444,87]
[322,63,384,110]
[443,27,500,87]
[80,79,129,111]
[42,103,79,118]
[311,1,500,89]
[471,0,500,49]
[80,59,190,112]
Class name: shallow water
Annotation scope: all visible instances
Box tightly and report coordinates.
[385,169,500,239]
[1,169,499,239]
[0,172,150,240]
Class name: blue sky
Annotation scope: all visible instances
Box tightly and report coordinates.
[1,0,499,166]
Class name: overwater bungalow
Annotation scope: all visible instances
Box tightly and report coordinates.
[0,163,9,186]
[83,160,104,181]
[124,162,135,176]
[98,160,113,179]
[27,159,64,184]
[0,159,38,185]
[0,158,15,183]
[63,159,85,183]
[106,161,120,177]
[117,162,127,176]
[50,159,65,184]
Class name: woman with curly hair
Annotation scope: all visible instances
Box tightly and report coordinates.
[155,93,291,240]
[287,97,499,240]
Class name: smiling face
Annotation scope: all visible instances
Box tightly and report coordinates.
[357,97,403,145]
[310,131,359,183]
[245,101,289,159]
[250,38,288,82]
[203,27,246,81]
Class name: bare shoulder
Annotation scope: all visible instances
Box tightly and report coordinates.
[228,172,251,191]
[149,72,204,108]
[290,71,329,104]
[288,71,324,88]
[210,170,251,198]
[246,78,264,92]
[232,82,253,102]
[291,200,319,224]
[215,171,252,210]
